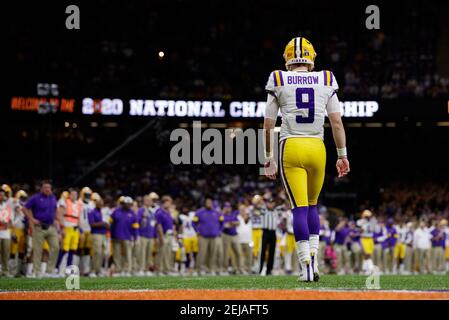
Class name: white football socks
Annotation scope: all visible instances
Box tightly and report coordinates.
[81,256,91,274]
[285,252,292,271]
[72,255,80,268]
[26,263,33,275]
[309,234,319,273]
[309,235,319,256]
[296,240,311,264]
[59,253,68,275]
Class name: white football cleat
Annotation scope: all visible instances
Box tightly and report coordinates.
[298,261,313,282]
[311,253,320,282]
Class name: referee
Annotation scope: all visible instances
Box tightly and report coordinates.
[259,197,279,275]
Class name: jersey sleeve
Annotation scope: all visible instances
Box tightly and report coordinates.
[265,70,285,96]
[325,93,341,114]
[58,199,66,208]
[265,71,276,95]
[264,93,280,119]
[330,72,339,93]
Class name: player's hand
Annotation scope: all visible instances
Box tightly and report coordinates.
[264,159,277,180]
[336,158,350,178]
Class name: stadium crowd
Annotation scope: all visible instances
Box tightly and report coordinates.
[9,1,449,100]
[0,179,448,279]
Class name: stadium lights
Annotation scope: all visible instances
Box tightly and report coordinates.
[158,51,165,59]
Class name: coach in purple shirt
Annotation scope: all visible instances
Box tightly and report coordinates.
[332,217,350,274]
[135,195,158,274]
[193,197,224,275]
[110,196,138,275]
[222,203,243,274]
[155,195,175,274]
[431,220,447,273]
[88,197,109,276]
[23,181,59,277]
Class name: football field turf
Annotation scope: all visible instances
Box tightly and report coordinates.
[1,275,448,295]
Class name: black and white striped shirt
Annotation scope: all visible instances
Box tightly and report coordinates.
[260,206,279,231]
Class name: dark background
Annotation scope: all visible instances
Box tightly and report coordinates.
[2,0,449,216]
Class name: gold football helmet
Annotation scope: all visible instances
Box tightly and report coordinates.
[361,210,373,218]
[283,37,317,70]
[1,184,12,197]
[15,190,28,200]
[91,192,102,202]
[80,187,93,199]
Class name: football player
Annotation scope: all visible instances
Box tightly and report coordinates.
[394,218,408,274]
[281,201,298,275]
[357,210,377,274]
[0,187,13,277]
[263,37,350,282]
[403,221,415,275]
[382,218,398,274]
[9,190,28,276]
[55,189,82,275]
[249,195,264,273]
[78,187,94,275]
[178,207,199,273]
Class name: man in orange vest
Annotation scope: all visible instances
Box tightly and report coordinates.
[56,189,82,274]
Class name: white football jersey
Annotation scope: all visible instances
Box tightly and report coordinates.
[79,200,94,232]
[11,199,26,230]
[265,70,339,141]
[396,225,407,243]
[179,211,197,238]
